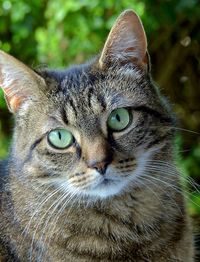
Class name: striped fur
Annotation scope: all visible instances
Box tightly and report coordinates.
[0,10,194,262]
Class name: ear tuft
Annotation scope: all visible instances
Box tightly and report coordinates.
[0,50,45,113]
[99,10,147,69]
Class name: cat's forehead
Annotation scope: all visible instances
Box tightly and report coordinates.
[46,64,146,104]
[43,65,152,127]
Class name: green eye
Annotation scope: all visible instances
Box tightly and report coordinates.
[48,129,74,149]
[108,108,130,131]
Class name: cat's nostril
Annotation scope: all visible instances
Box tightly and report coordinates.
[94,163,108,175]
[87,160,109,175]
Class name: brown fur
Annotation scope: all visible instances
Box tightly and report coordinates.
[0,10,194,262]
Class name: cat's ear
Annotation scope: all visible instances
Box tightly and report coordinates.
[0,50,45,113]
[99,10,148,70]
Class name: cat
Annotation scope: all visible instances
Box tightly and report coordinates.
[0,9,194,262]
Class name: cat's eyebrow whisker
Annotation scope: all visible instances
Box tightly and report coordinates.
[148,125,200,135]
[170,126,200,135]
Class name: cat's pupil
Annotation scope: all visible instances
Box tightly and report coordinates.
[116,114,120,122]
[58,132,62,140]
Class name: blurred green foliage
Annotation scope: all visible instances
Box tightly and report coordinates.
[0,0,199,215]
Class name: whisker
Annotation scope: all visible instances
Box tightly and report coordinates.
[139,175,183,216]
[37,189,73,260]
[29,185,64,261]
[22,184,53,236]
[148,125,200,135]
[141,172,200,210]
[20,184,59,253]
[145,160,200,193]
[40,189,80,261]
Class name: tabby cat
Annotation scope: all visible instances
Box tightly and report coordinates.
[0,10,194,262]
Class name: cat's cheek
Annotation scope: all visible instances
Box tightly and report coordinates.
[112,139,138,157]
[22,164,38,178]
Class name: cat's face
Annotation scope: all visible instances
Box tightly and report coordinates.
[0,10,174,200]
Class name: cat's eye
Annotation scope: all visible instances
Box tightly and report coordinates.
[107,108,131,132]
[48,129,74,149]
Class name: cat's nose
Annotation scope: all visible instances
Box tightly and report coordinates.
[82,136,113,175]
[87,159,110,175]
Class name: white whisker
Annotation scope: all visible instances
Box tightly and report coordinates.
[29,185,63,261]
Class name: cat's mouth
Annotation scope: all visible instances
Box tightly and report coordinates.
[64,165,137,199]
[81,170,130,199]
[97,177,115,186]
[101,178,111,184]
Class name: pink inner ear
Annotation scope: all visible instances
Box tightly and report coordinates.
[0,50,46,113]
[7,95,25,112]
[3,85,25,113]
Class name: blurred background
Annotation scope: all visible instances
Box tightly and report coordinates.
[0,0,199,218]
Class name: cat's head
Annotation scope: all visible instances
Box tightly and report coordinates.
[0,10,175,200]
